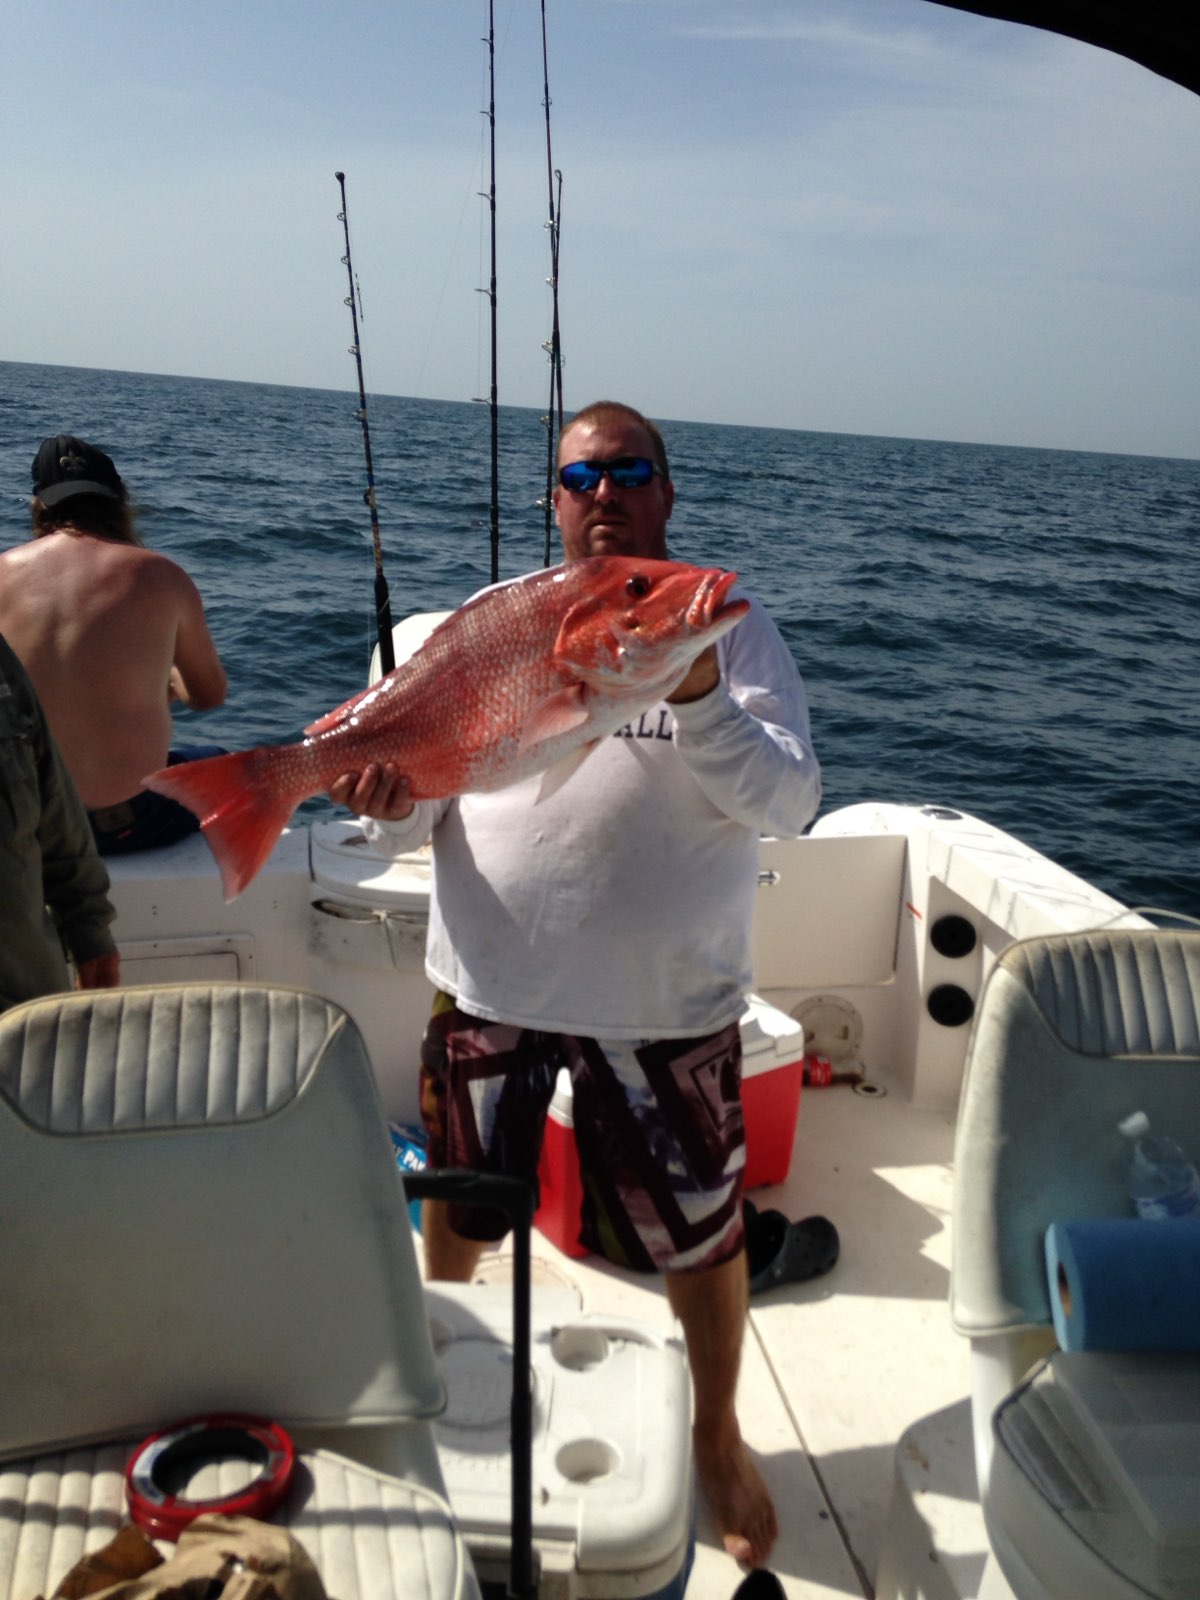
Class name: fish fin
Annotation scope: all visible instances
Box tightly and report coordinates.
[305,684,377,736]
[534,741,598,803]
[517,684,590,751]
[143,749,298,901]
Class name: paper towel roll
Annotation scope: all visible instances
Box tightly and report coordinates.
[1045,1219,1200,1353]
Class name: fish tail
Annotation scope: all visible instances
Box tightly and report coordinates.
[143,747,300,901]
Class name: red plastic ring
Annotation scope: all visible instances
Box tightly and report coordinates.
[125,1413,295,1540]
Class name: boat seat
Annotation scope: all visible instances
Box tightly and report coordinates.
[0,981,477,1600]
[950,929,1200,1599]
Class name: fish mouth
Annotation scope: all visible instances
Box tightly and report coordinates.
[688,568,746,629]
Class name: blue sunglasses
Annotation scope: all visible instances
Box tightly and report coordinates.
[558,456,664,493]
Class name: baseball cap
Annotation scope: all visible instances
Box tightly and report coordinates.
[31,435,125,507]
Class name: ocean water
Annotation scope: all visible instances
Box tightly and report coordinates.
[2,359,1197,915]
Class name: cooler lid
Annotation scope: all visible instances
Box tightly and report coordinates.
[740,993,804,1064]
[425,1287,693,1574]
[309,820,432,912]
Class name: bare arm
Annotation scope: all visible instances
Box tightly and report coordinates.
[171,575,227,709]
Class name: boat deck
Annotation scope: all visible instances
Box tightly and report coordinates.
[447,1064,981,1600]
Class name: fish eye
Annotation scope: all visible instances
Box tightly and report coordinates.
[625,573,651,598]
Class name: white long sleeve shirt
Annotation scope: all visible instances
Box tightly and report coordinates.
[364,590,820,1038]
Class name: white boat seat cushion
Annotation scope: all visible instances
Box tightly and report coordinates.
[0,1441,469,1600]
[951,929,1200,1336]
[988,1353,1200,1600]
[949,931,1200,1598]
[0,983,444,1463]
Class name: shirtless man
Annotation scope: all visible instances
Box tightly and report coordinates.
[0,436,228,853]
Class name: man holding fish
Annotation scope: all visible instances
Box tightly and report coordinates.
[329,401,822,1569]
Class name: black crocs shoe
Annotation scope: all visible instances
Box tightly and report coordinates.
[744,1203,839,1295]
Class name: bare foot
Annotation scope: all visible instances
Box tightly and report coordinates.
[694,1424,779,1567]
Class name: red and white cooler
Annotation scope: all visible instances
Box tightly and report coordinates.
[535,995,805,1257]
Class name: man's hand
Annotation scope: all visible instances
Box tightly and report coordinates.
[328,762,415,822]
[665,645,720,705]
[76,951,121,991]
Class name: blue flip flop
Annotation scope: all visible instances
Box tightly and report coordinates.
[744,1199,839,1294]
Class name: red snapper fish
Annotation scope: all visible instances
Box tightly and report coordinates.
[145,556,750,900]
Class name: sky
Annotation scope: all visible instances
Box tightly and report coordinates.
[4,0,1199,460]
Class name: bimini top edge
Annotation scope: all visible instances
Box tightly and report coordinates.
[925,0,1200,98]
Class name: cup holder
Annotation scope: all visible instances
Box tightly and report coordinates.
[550,1326,611,1371]
[555,1438,620,1483]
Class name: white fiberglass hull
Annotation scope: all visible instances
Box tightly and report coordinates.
[94,800,1148,1598]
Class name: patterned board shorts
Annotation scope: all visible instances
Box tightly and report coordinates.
[419,991,747,1274]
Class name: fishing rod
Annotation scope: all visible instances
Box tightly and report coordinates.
[335,170,395,675]
[472,1,501,586]
[538,0,565,568]
[539,167,564,567]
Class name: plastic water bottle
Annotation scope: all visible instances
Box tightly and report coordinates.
[1119,1111,1200,1220]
